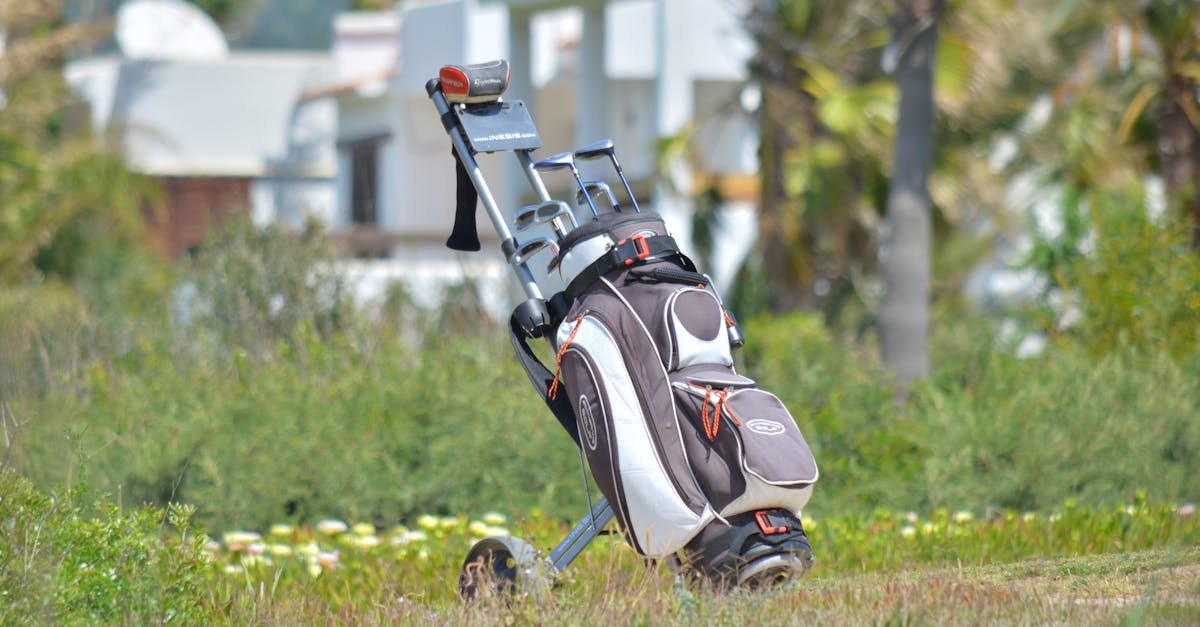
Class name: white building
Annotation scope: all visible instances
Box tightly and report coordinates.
[320,0,762,309]
[66,0,762,310]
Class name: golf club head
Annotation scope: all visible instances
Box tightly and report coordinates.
[576,180,619,213]
[535,201,579,229]
[575,139,641,213]
[532,151,576,171]
[514,201,577,239]
[574,139,615,161]
[513,237,559,265]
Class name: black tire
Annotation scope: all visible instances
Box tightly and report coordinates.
[458,536,548,600]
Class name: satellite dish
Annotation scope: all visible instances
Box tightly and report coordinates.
[117,0,229,61]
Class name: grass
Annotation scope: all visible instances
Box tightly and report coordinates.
[204,543,1200,625]
[195,501,1200,624]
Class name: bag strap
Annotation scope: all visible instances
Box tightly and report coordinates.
[507,312,580,447]
[563,233,690,300]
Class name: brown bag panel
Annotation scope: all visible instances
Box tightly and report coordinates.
[725,389,818,486]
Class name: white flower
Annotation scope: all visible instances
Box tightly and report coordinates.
[439,516,460,530]
[224,564,244,575]
[901,525,917,539]
[241,555,271,568]
[317,551,339,567]
[905,512,920,523]
[268,544,293,557]
[352,522,376,536]
[953,510,974,524]
[270,524,294,538]
[1178,504,1196,517]
[394,530,428,545]
[482,512,507,526]
[317,519,348,535]
[1022,512,1037,522]
[417,515,438,531]
[468,521,490,537]
[352,535,381,549]
[222,531,262,547]
[297,542,321,557]
[307,562,322,578]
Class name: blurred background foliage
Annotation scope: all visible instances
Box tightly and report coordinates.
[0,0,1196,533]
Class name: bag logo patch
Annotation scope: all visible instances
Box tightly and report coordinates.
[578,395,599,450]
[745,419,786,436]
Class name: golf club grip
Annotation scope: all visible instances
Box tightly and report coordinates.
[446,148,481,251]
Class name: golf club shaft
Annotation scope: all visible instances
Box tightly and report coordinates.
[569,167,601,219]
[609,156,641,213]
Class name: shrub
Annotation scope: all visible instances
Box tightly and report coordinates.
[0,469,215,624]
[739,312,924,515]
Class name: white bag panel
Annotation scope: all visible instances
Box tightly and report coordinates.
[721,483,814,519]
[571,315,714,557]
[666,288,733,370]
[557,234,614,286]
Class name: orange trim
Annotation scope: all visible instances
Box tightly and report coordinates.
[439,66,470,98]
[694,384,733,442]
[547,315,584,400]
[755,510,789,535]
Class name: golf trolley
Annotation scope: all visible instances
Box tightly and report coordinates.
[427,60,817,598]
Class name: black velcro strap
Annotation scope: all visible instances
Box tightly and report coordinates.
[508,313,579,447]
[628,266,709,287]
[564,234,681,299]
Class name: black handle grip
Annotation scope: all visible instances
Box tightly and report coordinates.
[446,148,481,251]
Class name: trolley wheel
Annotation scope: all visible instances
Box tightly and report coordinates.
[736,548,813,590]
[458,536,549,599]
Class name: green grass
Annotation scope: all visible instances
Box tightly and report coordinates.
[11,464,1193,623]
[195,501,1199,624]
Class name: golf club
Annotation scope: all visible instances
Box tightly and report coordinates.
[512,236,559,266]
[514,200,578,238]
[574,139,641,213]
[533,151,600,220]
[576,180,619,214]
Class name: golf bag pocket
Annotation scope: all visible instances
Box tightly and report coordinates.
[664,287,733,370]
[673,380,818,517]
[557,313,715,557]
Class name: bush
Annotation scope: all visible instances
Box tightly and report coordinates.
[0,469,214,624]
[6,211,1198,535]
[739,312,924,516]
[917,339,1200,512]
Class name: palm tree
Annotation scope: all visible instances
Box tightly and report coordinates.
[746,0,892,313]
[1135,1,1200,245]
[879,0,943,383]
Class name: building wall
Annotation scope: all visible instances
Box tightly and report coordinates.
[148,177,251,258]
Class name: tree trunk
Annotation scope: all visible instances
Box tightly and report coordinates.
[759,82,818,311]
[880,0,940,384]
[1156,73,1200,247]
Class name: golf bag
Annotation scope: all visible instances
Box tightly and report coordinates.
[544,212,818,581]
[427,59,819,590]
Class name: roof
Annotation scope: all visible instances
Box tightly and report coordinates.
[104,53,336,177]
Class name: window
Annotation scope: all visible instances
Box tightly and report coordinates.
[350,139,379,226]
[342,134,389,226]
